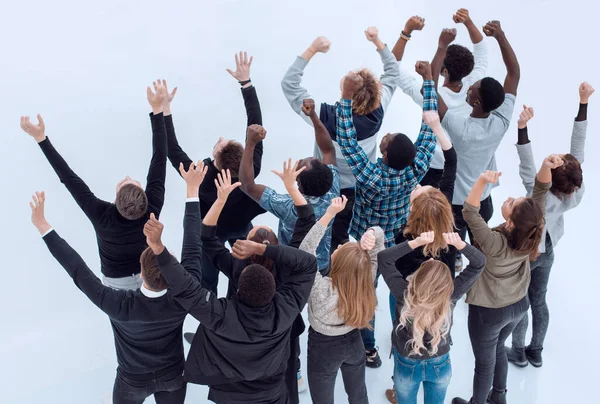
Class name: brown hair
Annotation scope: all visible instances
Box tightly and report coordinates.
[404,189,454,258]
[330,243,377,329]
[140,247,168,291]
[550,154,582,196]
[399,260,454,356]
[248,228,278,273]
[352,69,381,115]
[116,184,148,220]
[215,141,244,177]
[494,197,544,260]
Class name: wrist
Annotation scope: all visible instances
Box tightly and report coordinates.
[150,242,165,255]
[580,98,589,105]
[518,122,527,130]
[186,186,200,198]
[407,239,421,250]
[241,81,252,89]
[152,106,163,115]
[341,91,354,100]
[36,221,52,236]
[163,107,171,116]
[35,135,47,143]
[455,241,467,251]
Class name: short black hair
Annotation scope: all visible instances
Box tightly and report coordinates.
[386,134,416,170]
[443,44,475,82]
[298,159,333,197]
[479,77,505,113]
[238,264,276,307]
[116,184,148,220]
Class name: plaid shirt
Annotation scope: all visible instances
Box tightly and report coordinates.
[336,80,438,247]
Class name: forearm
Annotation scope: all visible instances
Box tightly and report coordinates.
[576,103,588,122]
[377,242,411,300]
[300,48,317,62]
[497,35,519,76]
[371,37,385,52]
[465,178,487,207]
[430,124,452,150]
[536,165,553,184]
[242,85,262,126]
[299,222,327,256]
[317,211,335,228]
[517,127,530,145]
[391,36,409,61]
[310,113,335,156]
[287,186,307,207]
[202,200,226,226]
[430,47,449,118]
[240,142,257,186]
[164,115,193,173]
[464,20,483,44]
[182,201,202,281]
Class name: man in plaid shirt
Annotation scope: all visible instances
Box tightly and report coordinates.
[336,61,439,248]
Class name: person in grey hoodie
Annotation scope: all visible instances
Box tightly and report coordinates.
[506,82,593,369]
[281,26,400,260]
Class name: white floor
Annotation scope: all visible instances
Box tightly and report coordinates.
[2,0,599,402]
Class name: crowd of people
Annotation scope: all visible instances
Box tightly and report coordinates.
[22,8,590,404]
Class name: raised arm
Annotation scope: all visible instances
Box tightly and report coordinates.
[302,99,336,165]
[281,37,330,126]
[144,81,169,216]
[365,26,401,111]
[392,16,425,61]
[454,9,488,86]
[454,9,483,45]
[299,196,347,256]
[572,82,594,163]
[515,105,536,195]
[483,21,520,96]
[239,125,267,202]
[378,237,423,301]
[431,29,456,120]
[21,115,111,221]
[30,192,126,319]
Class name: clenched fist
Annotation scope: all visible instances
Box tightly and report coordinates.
[246,124,267,145]
[309,36,331,54]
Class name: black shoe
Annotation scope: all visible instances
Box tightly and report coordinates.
[525,346,543,368]
[452,398,470,404]
[184,332,195,344]
[487,388,507,404]
[506,346,528,367]
[365,348,382,368]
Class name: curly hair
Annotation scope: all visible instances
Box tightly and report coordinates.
[298,159,333,197]
[550,154,582,196]
[352,69,382,115]
[238,264,276,308]
[479,77,505,113]
[116,183,148,220]
[443,44,475,82]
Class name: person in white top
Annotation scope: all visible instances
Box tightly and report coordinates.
[391,10,488,187]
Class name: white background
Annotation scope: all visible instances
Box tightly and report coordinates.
[1,0,597,402]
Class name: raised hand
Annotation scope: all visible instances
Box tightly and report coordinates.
[143,213,165,254]
[483,20,504,39]
[452,8,471,24]
[360,228,376,251]
[179,160,208,190]
[309,36,331,54]
[325,195,348,217]
[543,154,564,170]
[301,99,316,117]
[404,15,425,34]
[579,82,595,104]
[226,51,253,83]
[443,232,467,250]
[479,170,502,184]
[231,239,265,260]
[415,61,433,80]
[158,79,177,113]
[439,28,457,48]
[20,114,46,143]
[271,158,306,191]
[422,111,441,128]
[147,80,168,113]
[246,124,267,145]
[364,26,379,42]
[517,105,534,129]
[215,169,242,202]
[30,191,51,235]
[342,72,364,99]
[414,231,435,247]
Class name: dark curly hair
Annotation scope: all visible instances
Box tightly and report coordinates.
[386,133,416,170]
[238,264,276,307]
[443,44,475,82]
[116,183,148,220]
[479,77,505,113]
[298,159,333,197]
[551,154,582,196]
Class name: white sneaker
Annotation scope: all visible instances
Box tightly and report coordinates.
[455,255,463,272]
[297,372,307,393]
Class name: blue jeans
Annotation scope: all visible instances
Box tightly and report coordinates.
[393,350,451,404]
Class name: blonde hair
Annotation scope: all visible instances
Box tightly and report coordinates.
[352,69,382,115]
[404,189,454,258]
[398,260,454,356]
[330,242,377,329]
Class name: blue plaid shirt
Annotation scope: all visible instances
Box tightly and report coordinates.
[259,165,340,270]
[336,80,438,247]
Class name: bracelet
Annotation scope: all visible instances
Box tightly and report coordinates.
[239,79,251,86]
[400,33,411,41]
[401,30,412,38]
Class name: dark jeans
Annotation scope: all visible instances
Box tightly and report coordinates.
[113,366,186,404]
[203,223,253,294]
[512,235,554,350]
[285,336,300,404]
[468,296,529,404]
[331,188,355,252]
[307,328,368,404]
[452,196,494,256]
[420,168,443,188]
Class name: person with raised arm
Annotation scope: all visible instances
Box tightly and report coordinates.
[163,52,266,294]
[298,195,384,404]
[506,83,593,369]
[393,10,487,188]
[281,27,400,251]
[146,206,317,404]
[21,82,169,290]
[430,21,519,273]
[29,160,208,404]
[379,231,485,404]
[336,61,438,367]
[452,160,560,404]
[238,100,340,274]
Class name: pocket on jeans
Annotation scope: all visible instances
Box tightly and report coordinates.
[394,357,416,382]
[433,356,452,383]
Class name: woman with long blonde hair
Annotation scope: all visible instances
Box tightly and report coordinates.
[297,197,384,404]
[379,231,486,404]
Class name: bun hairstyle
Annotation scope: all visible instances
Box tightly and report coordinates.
[248,228,278,273]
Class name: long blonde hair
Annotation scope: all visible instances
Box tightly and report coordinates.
[330,243,377,329]
[404,189,454,258]
[398,260,454,356]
